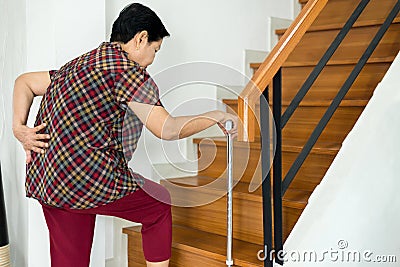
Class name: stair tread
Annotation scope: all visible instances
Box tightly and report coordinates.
[163,175,309,209]
[124,224,263,266]
[276,17,400,35]
[193,136,341,155]
[250,56,396,69]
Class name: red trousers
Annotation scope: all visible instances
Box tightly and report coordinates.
[41,179,172,266]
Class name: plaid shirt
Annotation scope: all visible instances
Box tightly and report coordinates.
[26,42,163,209]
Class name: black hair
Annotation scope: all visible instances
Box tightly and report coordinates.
[110,3,170,43]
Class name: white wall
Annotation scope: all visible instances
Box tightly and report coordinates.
[0,0,111,266]
[25,1,108,266]
[283,52,400,266]
[106,0,295,78]
[0,0,29,266]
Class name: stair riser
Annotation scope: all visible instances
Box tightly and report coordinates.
[225,102,364,144]
[170,249,228,267]
[282,150,334,191]
[283,23,400,66]
[125,231,229,267]
[169,193,301,245]
[302,0,400,30]
[282,105,364,143]
[197,140,334,191]
[280,63,390,102]
[171,194,263,244]
[282,207,303,241]
[126,231,146,266]
[197,140,260,183]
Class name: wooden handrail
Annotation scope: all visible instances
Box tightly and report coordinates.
[238,0,328,142]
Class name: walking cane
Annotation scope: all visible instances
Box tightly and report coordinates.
[225,121,234,267]
[0,163,10,267]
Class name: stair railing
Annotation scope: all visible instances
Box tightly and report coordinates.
[238,0,327,265]
[238,0,328,143]
[239,0,400,266]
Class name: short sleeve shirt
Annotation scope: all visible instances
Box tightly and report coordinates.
[26,42,163,209]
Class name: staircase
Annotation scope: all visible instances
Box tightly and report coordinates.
[123,0,400,266]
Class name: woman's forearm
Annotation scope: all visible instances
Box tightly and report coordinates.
[128,101,238,141]
[166,110,225,140]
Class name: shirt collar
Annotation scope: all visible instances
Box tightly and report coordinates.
[109,42,144,70]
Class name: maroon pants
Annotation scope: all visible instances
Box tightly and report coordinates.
[41,179,172,267]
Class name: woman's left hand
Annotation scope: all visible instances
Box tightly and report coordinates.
[13,123,50,163]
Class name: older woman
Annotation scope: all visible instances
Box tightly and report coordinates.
[12,3,237,267]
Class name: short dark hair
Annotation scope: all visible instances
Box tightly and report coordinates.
[110,3,170,43]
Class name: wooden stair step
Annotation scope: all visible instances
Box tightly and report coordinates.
[166,175,323,206]
[280,105,364,143]
[283,23,400,67]
[223,98,366,144]
[195,136,340,155]
[250,55,396,69]
[163,176,265,244]
[193,137,338,191]
[164,175,261,202]
[123,225,264,266]
[308,0,400,31]
[276,17,400,36]
[161,175,309,245]
[249,61,390,104]
[279,138,340,156]
[283,56,397,68]
[278,63,391,102]
[164,175,309,207]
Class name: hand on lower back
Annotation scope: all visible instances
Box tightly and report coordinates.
[13,123,50,163]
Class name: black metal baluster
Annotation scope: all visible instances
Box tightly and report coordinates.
[272,68,283,265]
[260,87,273,267]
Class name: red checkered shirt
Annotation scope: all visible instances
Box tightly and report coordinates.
[26,42,163,209]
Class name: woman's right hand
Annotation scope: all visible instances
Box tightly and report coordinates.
[13,123,50,163]
[217,112,239,139]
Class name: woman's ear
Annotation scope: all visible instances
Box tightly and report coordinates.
[138,31,148,44]
[133,31,149,50]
